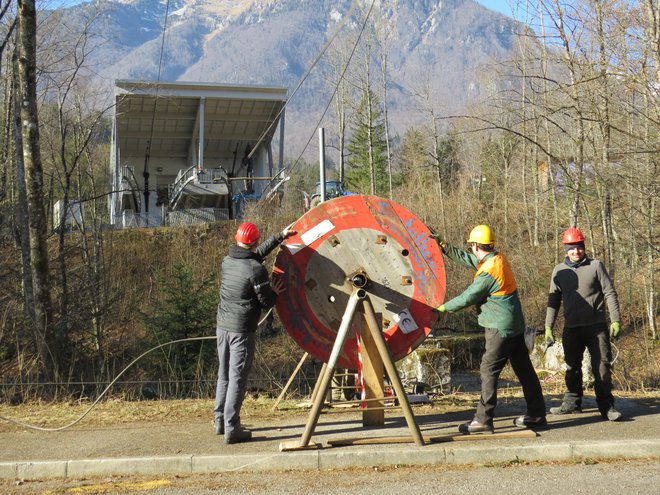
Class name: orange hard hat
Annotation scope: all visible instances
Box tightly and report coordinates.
[235,222,260,245]
[562,227,585,244]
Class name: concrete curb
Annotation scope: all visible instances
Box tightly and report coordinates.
[1,439,658,480]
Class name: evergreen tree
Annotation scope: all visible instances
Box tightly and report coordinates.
[140,262,218,397]
[398,127,430,178]
[346,88,388,195]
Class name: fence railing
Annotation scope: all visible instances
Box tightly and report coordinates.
[166,208,229,226]
[0,375,318,402]
[114,210,162,228]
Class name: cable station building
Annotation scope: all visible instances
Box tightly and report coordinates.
[108,80,288,228]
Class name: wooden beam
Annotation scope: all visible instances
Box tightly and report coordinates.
[278,441,322,452]
[271,352,309,411]
[327,429,538,446]
[359,312,385,427]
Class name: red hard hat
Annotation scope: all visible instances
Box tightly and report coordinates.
[562,227,585,244]
[235,222,260,245]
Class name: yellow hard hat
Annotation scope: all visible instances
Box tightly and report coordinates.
[467,224,495,245]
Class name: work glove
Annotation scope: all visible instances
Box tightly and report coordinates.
[281,223,297,239]
[544,326,555,346]
[428,228,446,249]
[435,305,447,313]
[610,321,621,340]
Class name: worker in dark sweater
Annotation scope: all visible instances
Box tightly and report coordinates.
[545,227,623,421]
[213,221,295,444]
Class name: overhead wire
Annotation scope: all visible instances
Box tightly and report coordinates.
[0,311,275,431]
[281,0,378,180]
[0,0,377,432]
[142,0,172,212]
[248,0,361,164]
[256,0,378,196]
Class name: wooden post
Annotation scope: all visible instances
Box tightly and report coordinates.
[272,352,308,411]
[296,288,363,448]
[359,311,385,427]
[280,290,427,451]
[362,296,424,446]
[309,362,328,404]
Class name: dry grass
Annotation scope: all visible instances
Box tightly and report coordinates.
[3,371,658,437]
[0,391,478,432]
[3,383,655,433]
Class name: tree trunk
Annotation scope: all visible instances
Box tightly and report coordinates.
[16,0,57,379]
[380,51,392,199]
[12,54,36,330]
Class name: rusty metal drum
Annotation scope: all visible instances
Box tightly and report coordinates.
[273,195,446,369]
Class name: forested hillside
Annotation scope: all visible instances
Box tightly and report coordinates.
[0,0,657,400]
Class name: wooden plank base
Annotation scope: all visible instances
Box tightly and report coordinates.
[327,429,538,446]
[278,440,323,452]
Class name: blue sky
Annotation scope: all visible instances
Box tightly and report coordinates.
[476,1,517,18]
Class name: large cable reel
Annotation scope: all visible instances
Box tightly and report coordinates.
[274,195,446,369]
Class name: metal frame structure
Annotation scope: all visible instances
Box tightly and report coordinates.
[109,80,287,228]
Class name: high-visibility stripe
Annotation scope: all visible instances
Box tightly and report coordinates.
[475,253,517,296]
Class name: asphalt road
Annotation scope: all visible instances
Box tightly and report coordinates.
[1,390,658,486]
[1,393,657,462]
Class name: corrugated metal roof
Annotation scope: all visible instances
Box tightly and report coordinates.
[114,80,287,160]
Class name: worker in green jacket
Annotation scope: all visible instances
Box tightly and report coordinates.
[436,225,546,434]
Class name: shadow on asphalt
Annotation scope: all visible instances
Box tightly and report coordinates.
[243,391,660,443]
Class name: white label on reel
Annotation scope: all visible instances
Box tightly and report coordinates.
[393,309,418,334]
[300,219,335,246]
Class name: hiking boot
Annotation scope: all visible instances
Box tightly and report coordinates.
[213,418,224,435]
[458,420,494,434]
[224,427,252,444]
[602,407,623,422]
[513,415,548,429]
[549,404,582,415]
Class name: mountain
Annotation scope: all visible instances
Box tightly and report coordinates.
[55,0,523,159]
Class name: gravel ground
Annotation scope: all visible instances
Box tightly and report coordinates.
[3,458,659,494]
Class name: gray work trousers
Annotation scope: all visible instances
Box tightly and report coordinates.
[214,330,256,435]
[475,328,546,424]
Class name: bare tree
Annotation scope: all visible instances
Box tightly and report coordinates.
[15,0,56,378]
[35,4,117,382]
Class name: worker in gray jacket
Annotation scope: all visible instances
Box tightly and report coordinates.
[545,227,623,421]
[214,221,295,444]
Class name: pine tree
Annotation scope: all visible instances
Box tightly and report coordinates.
[140,262,218,396]
[346,88,388,195]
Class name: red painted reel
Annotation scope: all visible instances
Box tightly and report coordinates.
[274,195,445,369]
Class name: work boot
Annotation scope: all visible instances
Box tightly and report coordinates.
[602,407,623,422]
[549,404,582,415]
[213,418,224,435]
[513,415,548,429]
[458,419,494,435]
[224,426,252,444]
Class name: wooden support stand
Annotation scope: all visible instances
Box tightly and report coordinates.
[326,429,539,446]
[271,352,309,411]
[279,288,424,452]
[358,312,385,427]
